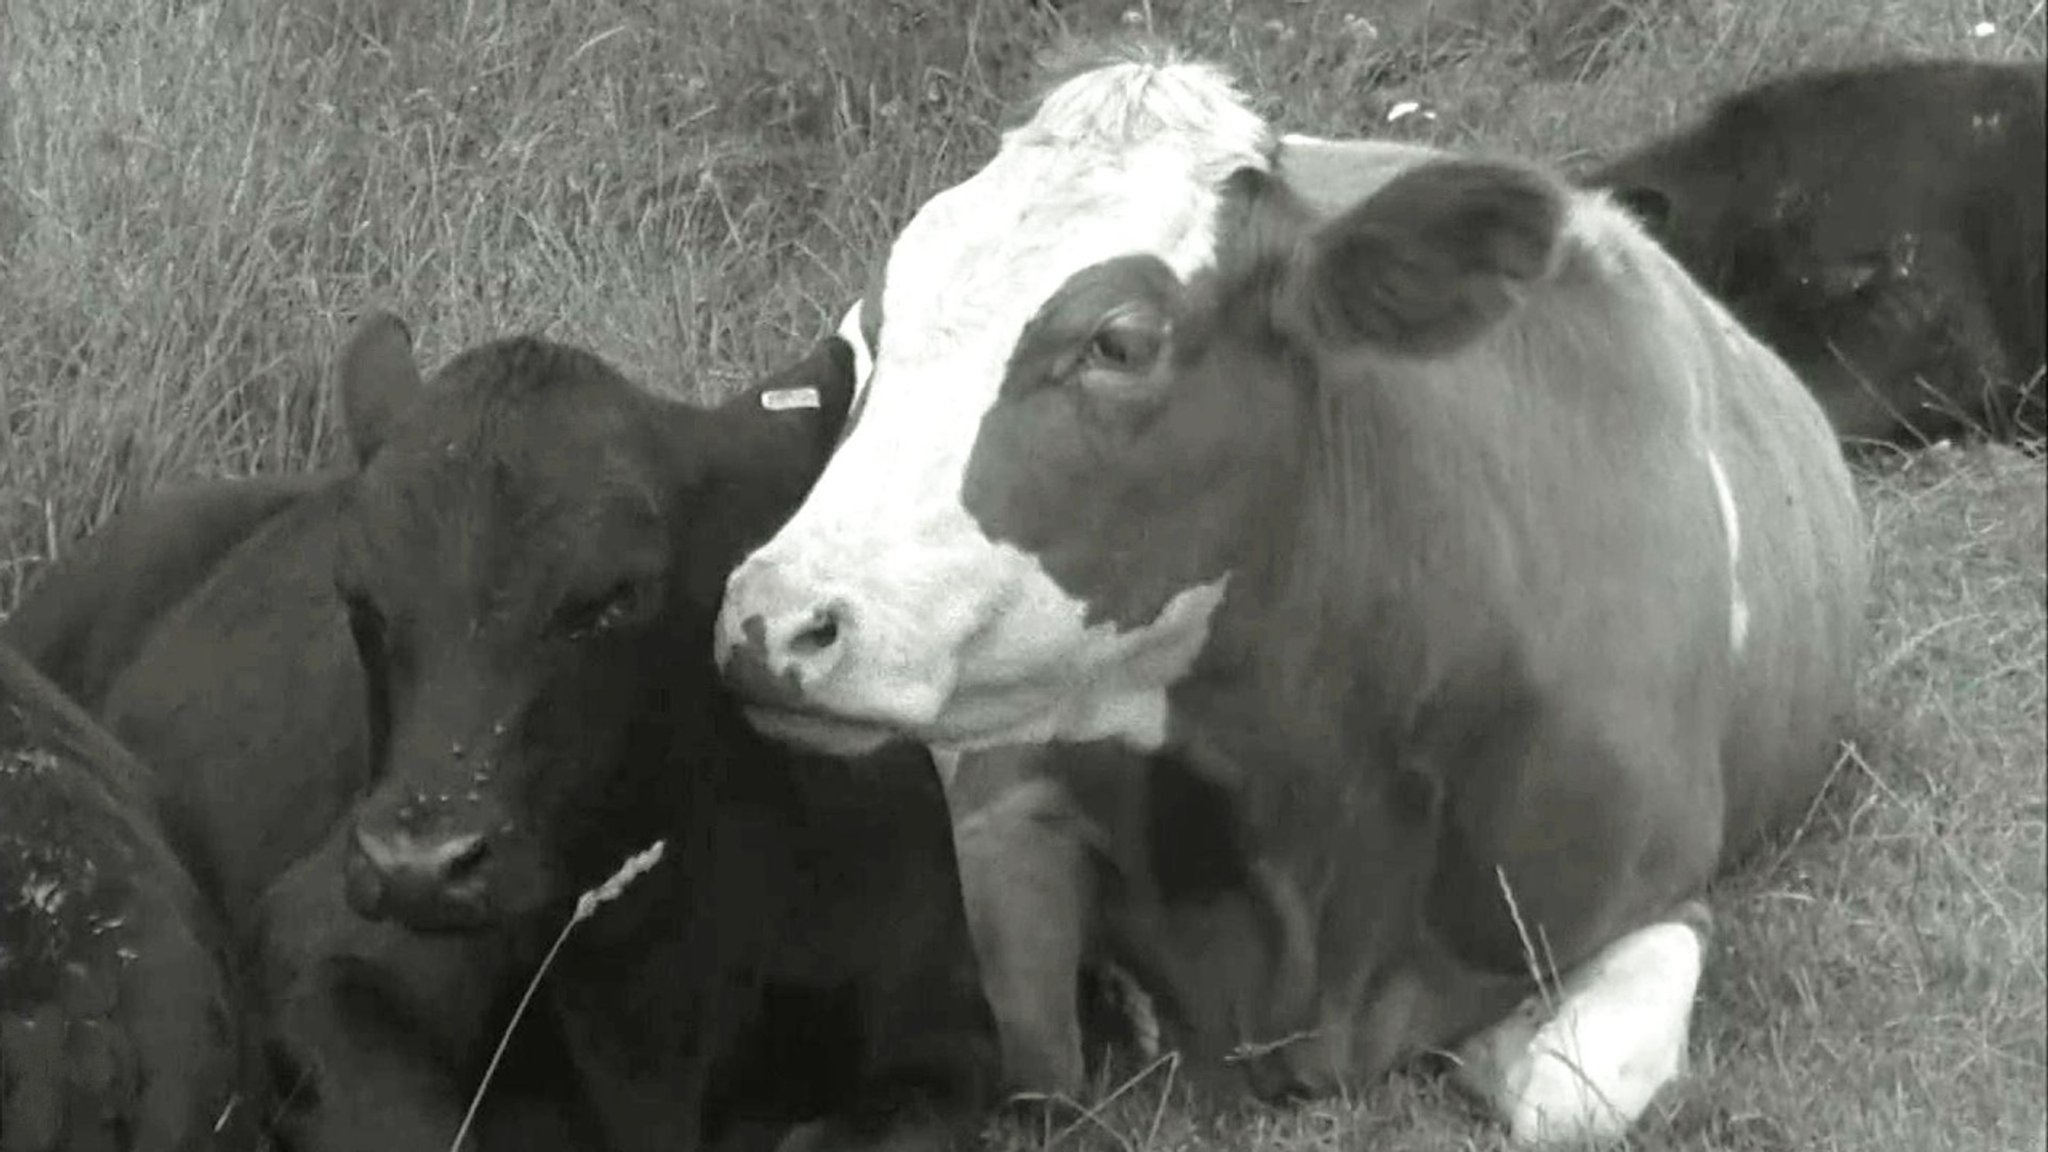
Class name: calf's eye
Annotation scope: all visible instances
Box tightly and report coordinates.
[556,578,660,641]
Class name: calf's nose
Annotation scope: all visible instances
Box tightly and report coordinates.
[717,560,853,703]
[346,823,493,929]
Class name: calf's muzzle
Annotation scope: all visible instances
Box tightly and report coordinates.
[345,815,497,931]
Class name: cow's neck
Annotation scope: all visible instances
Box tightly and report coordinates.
[1144,387,1519,1069]
[1155,370,1534,912]
[1167,399,1382,772]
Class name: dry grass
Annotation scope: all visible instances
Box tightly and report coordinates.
[2,0,2042,1149]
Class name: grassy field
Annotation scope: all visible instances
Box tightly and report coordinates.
[2,0,2042,1149]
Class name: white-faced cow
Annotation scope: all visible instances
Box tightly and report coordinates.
[716,51,1871,1145]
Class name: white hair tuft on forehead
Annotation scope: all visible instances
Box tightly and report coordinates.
[1008,52,1276,186]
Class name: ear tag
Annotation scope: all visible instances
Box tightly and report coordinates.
[760,387,821,412]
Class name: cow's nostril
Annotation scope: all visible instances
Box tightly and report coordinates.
[788,605,843,656]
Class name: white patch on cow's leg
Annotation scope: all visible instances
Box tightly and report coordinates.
[1095,961,1162,1060]
[1452,916,1707,1147]
[1703,448,1748,655]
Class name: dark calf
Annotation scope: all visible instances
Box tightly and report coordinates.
[0,641,262,1151]
[1591,57,2046,446]
[4,313,992,1148]
[329,313,994,1151]
[330,313,851,932]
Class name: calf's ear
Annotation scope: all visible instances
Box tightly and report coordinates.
[1281,158,1567,358]
[714,334,861,485]
[669,337,862,604]
[336,310,424,464]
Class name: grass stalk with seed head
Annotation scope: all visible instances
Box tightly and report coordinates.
[448,839,666,1152]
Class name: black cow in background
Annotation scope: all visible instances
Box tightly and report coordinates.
[1592,57,2046,446]
[2,315,996,1150]
[0,639,263,1151]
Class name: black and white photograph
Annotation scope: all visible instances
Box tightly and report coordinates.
[1,1,2042,1149]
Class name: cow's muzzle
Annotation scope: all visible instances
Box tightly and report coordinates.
[716,556,854,706]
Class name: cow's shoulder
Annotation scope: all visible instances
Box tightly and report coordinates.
[1709,57,1978,133]
[91,478,365,915]
[93,476,358,770]
[2,470,342,708]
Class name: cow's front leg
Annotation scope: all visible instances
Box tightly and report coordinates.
[945,761,1100,1100]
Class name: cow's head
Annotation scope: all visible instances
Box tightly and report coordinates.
[716,54,1278,755]
[716,54,1566,758]
[1609,171,1977,441]
[1611,177,1917,317]
[332,313,856,930]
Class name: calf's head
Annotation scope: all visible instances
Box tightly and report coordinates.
[1605,176,1970,441]
[331,313,855,930]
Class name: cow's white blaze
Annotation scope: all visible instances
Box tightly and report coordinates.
[1454,917,1706,1146]
[720,56,1269,753]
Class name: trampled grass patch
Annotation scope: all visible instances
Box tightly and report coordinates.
[2,0,2042,1149]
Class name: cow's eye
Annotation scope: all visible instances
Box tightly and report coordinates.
[1083,313,1165,374]
[556,578,660,641]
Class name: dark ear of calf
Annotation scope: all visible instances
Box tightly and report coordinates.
[670,337,860,604]
[716,336,859,463]
[336,310,425,464]
[703,336,860,508]
[1283,159,1568,358]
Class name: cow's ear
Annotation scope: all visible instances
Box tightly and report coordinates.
[1280,158,1567,358]
[1609,184,1674,237]
[336,310,423,465]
